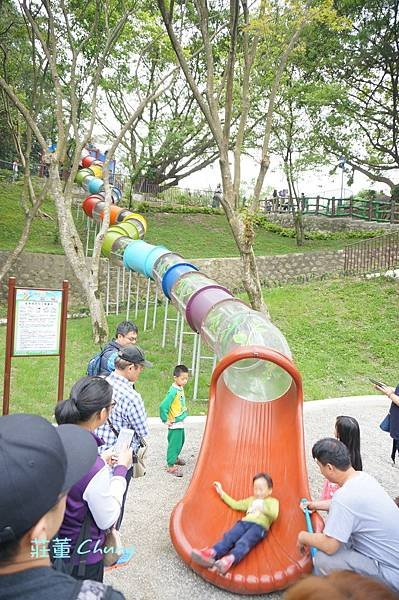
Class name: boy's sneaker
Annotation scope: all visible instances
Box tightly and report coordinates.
[175,457,186,466]
[214,554,235,575]
[191,547,216,567]
[166,465,183,477]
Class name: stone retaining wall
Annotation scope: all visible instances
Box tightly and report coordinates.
[267,213,399,232]
[0,249,345,307]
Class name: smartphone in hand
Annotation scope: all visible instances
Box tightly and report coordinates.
[369,377,386,388]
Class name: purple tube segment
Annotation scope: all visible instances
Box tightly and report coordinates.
[185,286,233,332]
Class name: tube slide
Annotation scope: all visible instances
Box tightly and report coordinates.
[76,158,323,594]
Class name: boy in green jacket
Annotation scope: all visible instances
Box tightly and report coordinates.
[191,472,279,574]
[159,364,189,477]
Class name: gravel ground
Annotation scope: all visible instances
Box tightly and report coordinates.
[105,395,398,600]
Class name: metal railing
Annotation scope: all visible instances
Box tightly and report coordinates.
[344,230,399,275]
[262,196,399,224]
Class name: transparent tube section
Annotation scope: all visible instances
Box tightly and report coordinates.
[92,201,106,222]
[201,299,292,402]
[152,253,184,290]
[110,236,133,266]
[170,272,217,313]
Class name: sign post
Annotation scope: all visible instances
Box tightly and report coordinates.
[2,277,69,415]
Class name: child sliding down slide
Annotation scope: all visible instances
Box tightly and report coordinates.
[191,473,279,575]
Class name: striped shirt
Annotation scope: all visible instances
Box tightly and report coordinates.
[96,371,149,451]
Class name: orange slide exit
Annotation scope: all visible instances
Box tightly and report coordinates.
[170,346,324,595]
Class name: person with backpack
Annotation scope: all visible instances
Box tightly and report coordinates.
[0,413,125,600]
[54,376,132,583]
[87,321,138,377]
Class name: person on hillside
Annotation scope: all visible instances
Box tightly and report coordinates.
[98,321,139,376]
[96,345,151,529]
[159,364,189,477]
[0,413,125,600]
[191,473,279,575]
[54,376,132,582]
[300,192,308,212]
[373,381,399,465]
[319,416,362,502]
[298,438,399,592]
[212,184,222,208]
[12,159,19,181]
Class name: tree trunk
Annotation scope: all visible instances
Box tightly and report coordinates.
[49,164,109,344]
[285,161,304,246]
[293,210,305,246]
[227,210,270,318]
[241,245,269,317]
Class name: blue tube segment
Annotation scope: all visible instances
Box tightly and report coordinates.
[111,187,122,202]
[88,177,104,194]
[123,240,169,278]
[162,263,199,299]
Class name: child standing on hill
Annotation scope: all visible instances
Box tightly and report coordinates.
[160,364,189,477]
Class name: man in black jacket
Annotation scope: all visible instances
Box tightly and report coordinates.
[99,321,139,376]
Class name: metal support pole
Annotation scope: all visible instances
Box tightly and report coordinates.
[174,311,181,348]
[191,333,198,374]
[106,261,111,316]
[152,285,159,330]
[193,335,202,400]
[177,313,185,364]
[162,299,169,348]
[143,278,151,331]
[115,267,121,315]
[135,275,140,318]
[126,270,132,320]
[121,268,126,304]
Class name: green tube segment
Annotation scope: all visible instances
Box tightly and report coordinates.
[101,222,140,257]
[75,168,94,185]
[101,231,121,257]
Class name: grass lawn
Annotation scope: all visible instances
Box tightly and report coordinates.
[143,212,347,257]
[0,277,397,420]
[0,181,67,254]
[0,180,349,257]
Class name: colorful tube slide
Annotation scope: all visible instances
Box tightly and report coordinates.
[76,158,323,594]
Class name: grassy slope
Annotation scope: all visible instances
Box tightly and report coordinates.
[0,277,397,420]
[144,213,347,257]
[0,180,347,257]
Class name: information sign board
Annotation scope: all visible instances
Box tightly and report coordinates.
[13,289,63,356]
